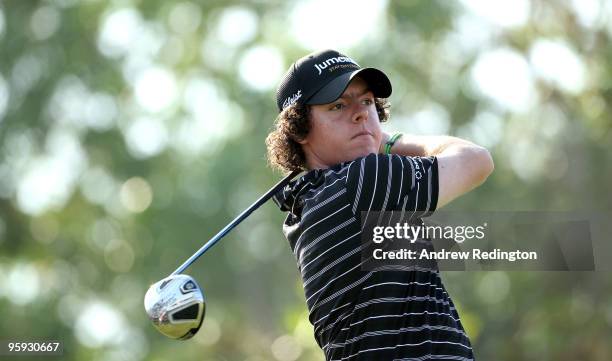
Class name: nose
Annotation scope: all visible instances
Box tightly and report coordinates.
[351,103,369,124]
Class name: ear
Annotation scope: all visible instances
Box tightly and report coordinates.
[295,107,311,145]
[292,130,309,145]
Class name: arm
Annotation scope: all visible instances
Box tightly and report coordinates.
[380,132,494,209]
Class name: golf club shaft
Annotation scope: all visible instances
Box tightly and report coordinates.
[171,170,300,275]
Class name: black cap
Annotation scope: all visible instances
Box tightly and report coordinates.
[276,49,392,112]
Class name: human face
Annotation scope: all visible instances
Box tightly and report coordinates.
[300,77,382,169]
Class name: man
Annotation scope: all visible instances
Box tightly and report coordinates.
[267,49,493,360]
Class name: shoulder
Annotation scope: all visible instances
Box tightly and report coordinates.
[300,165,352,203]
[344,153,439,213]
[346,153,433,184]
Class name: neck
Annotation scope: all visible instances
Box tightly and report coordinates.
[303,146,330,170]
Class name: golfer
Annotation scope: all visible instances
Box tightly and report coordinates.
[267,49,493,360]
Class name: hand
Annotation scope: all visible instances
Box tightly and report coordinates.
[380,133,428,157]
[379,132,391,154]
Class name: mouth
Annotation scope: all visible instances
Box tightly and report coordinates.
[352,131,373,139]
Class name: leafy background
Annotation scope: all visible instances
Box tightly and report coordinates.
[0,0,611,360]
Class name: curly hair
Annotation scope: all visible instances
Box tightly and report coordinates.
[266,98,390,174]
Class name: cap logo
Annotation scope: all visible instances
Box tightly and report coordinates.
[282,89,302,109]
[313,56,359,75]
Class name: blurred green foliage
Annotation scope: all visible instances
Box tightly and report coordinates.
[0,0,611,360]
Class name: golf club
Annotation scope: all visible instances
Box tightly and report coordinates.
[144,170,300,340]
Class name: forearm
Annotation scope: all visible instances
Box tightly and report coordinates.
[380,132,482,157]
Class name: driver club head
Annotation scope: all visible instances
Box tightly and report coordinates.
[144,274,205,340]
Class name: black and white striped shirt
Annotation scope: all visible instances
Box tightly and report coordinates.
[274,153,474,361]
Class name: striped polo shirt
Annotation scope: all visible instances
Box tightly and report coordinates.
[274,153,474,360]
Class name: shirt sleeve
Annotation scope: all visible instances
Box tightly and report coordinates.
[345,153,439,217]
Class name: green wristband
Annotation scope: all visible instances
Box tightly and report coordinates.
[384,133,403,154]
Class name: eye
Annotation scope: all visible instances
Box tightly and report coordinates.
[330,103,344,111]
[362,98,374,106]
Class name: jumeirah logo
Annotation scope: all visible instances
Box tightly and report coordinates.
[314,56,359,75]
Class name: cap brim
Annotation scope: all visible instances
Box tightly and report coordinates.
[306,68,392,105]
